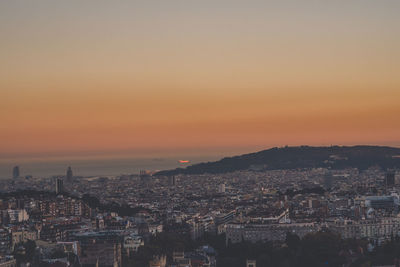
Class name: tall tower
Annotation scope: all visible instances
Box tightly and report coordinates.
[56,178,64,194]
[12,166,20,179]
[140,170,148,183]
[385,171,395,193]
[66,166,73,181]
[169,176,176,186]
[323,172,333,190]
[218,183,226,193]
[385,171,395,186]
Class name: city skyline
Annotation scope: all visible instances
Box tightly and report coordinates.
[2,2,400,266]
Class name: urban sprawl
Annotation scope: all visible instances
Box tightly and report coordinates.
[0,165,399,267]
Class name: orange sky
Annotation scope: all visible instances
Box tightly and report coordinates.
[1,1,400,159]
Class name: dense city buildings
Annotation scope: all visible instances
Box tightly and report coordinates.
[2,0,399,265]
[1,156,400,266]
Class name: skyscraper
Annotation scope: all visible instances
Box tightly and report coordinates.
[323,172,333,190]
[140,170,149,184]
[12,166,20,179]
[56,178,64,194]
[385,171,396,192]
[169,176,176,186]
[66,166,73,181]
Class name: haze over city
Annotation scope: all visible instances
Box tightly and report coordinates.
[2,1,400,267]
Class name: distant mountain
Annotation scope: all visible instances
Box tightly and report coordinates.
[155,146,400,176]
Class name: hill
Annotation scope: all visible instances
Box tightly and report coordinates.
[155,145,400,176]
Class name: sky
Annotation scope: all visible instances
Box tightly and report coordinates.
[1,0,400,160]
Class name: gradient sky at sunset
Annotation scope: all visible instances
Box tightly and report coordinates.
[1,1,400,159]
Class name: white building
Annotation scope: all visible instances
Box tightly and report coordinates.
[329,217,400,242]
[226,222,319,244]
[7,210,29,223]
[124,235,144,256]
[218,184,225,193]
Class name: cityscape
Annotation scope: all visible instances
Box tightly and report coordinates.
[1,1,400,267]
[1,146,400,266]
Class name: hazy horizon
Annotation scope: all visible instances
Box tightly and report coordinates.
[2,142,400,179]
[2,142,400,162]
[0,155,224,179]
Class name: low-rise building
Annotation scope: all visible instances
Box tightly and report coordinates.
[329,217,400,242]
[226,222,319,244]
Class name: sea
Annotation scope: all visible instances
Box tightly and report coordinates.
[0,155,223,179]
